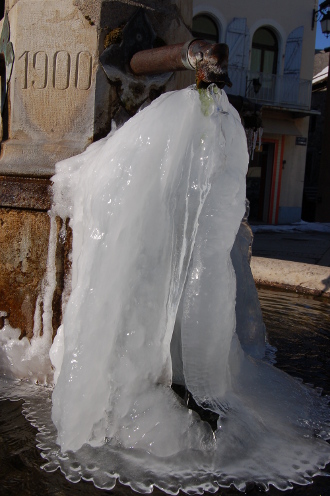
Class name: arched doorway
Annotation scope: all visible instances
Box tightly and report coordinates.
[192,14,219,43]
[250,27,278,75]
[248,27,278,101]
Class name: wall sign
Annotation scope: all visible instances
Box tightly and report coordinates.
[296,137,307,146]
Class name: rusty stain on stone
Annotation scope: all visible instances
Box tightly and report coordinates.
[0,209,50,337]
[0,176,52,211]
[0,209,71,339]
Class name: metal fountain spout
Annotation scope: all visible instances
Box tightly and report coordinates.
[130,40,233,90]
[100,10,260,126]
[129,40,262,136]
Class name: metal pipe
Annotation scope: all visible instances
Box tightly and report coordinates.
[130,42,189,75]
[130,39,232,89]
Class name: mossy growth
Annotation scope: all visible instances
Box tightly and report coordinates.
[197,83,223,117]
[104,26,125,48]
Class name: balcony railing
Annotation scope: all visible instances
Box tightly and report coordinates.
[226,68,312,111]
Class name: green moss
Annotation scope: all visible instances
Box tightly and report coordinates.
[104,27,123,48]
[198,88,212,116]
[198,85,221,116]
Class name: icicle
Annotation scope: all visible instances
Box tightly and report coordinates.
[245,126,263,160]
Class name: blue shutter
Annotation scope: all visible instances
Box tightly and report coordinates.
[282,26,304,105]
[226,18,249,95]
[284,26,304,77]
[226,18,249,68]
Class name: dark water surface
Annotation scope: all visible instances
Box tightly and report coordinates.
[1,289,330,496]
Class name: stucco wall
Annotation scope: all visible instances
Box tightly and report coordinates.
[193,0,317,82]
[193,0,317,79]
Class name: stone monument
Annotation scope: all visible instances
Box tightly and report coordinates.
[0,0,193,336]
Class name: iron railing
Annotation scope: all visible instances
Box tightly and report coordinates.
[226,67,312,110]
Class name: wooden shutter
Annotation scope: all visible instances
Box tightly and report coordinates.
[226,17,250,69]
[284,26,304,77]
[225,18,249,95]
[282,26,304,105]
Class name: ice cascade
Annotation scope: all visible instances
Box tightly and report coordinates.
[1,86,330,493]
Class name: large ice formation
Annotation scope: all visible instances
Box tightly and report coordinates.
[1,86,330,493]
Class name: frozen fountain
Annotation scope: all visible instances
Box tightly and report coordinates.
[0,6,330,495]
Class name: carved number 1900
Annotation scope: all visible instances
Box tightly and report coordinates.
[19,50,92,90]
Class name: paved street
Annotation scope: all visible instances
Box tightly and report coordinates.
[252,230,330,266]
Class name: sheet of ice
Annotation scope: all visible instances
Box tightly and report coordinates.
[51,86,228,454]
[1,85,330,493]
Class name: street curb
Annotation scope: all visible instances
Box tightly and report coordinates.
[251,256,330,298]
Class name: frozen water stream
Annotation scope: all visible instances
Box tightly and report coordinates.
[0,86,330,493]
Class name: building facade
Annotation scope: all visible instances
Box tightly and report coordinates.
[193,0,318,224]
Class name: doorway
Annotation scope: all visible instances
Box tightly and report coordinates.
[246,142,275,222]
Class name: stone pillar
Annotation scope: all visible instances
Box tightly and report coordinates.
[0,0,193,176]
[2,0,98,175]
[0,0,193,337]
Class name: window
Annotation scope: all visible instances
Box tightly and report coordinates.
[250,27,278,75]
[192,14,219,43]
